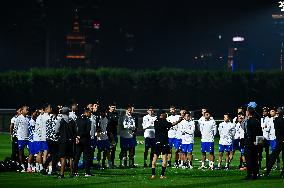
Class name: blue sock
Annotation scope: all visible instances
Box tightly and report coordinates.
[161,166,166,176]
[151,168,155,176]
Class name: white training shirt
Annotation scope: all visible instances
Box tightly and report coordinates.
[218,121,236,145]
[180,119,195,144]
[261,116,271,140]
[69,111,77,121]
[234,121,245,139]
[97,117,108,141]
[142,114,156,138]
[11,115,18,137]
[90,114,97,139]
[120,114,136,138]
[167,114,180,139]
[266,117,276,140]
[199,118,216,142]
[16,114,29,140]
[33,113,49,141]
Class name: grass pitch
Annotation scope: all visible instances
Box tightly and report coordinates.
[0,133,283,188]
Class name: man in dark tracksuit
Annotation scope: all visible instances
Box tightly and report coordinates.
[244,107,262,180]
[106,103,119,167]
[74,109,92,176]
[265,107,284,178]
[56,107,77,179]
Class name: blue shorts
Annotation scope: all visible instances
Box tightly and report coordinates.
[219,144,232,153]
[232,139,245,154]
[268,140,277,151]
[97,140,110,151]
[28,141,37,155]
[201,142,214,153]
[168,138,176,149]
[174,139,182,150]
[120,137,136,149]
[18,140,28,150]
[34,141,49,153]
[182,144,193,153]
[91,138,97,150]
[145,137,155,149]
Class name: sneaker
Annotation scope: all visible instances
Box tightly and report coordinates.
[150,175,155,179]
[181,165,188,169]
[40,169,48,175]
[85,173,93,177]
[198,166,207,170]
[26,167,33,173]
[21,169,26,173]
[224,166,229,170]
[57,174,64,179]
[160,175,167,179]
[215,167,221,170]
[240,167,247,171]
[188,165,193,169]
[173,164,179,168]
[74,173,79,177]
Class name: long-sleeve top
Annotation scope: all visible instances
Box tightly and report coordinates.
[56,115,77,143]
[244,117,262,145]
[180,119,195,144]
[16,114,29,140]
[154,118,173,145]
[142,114,156,138]
[200,119,216,142]
[76,115,92,140]
[218,121,236,145]
[120,114,136,138]
[274,116,284,142]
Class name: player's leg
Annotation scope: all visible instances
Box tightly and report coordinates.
[151,154,158,179]
[144,138,149,167]
[225,151,230,169]
[160,154,167,179]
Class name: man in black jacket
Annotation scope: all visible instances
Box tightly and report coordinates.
[55,107,77,179]
[265,107,284,178]
[244,107,262,180]
[74,108,92,176]
[151,110,183,179]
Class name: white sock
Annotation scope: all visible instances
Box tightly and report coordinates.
[218,163,221,167]
[48,165,52,173]
[21,164,25,169]
[181,161,184,166]
[201,161,205,167]
[225,163,228,167]
[39,164,43,171]
[36,163,39,171]
[28,163,31,169]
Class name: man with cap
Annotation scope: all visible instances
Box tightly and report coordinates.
[244,107,262,180]
[265,107,284,178]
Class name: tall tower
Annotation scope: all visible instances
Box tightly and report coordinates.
[272,1,284,71]
[66,10,86,66]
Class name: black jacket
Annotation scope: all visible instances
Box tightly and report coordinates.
[76,115,91,140]
[244,117,262,145]
[57,118,77,143]
[274,116,284,142]
[154,118,173,145]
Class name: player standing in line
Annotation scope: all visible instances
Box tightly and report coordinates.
[151,110,183,179]
[268,107,280,170]
[69,101,78,121]
[142,107,156,167]
[260,107,271,170]
[217,113,235,170]
[231,112,247,170]
[97,110,112,169]
[34,103,51,172]
[15,106,30,172]
[180,111,195,169]
[10,107,21,162]
[106,102,119,168]
[166,106,180,167]
[119,105,136,168]
[198,110,216,170]
[26,108,40,173]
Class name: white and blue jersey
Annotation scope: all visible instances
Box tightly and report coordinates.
[200,118,216,153]
[28,118,37,155]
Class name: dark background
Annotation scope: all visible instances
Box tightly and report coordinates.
[0,0,281,70]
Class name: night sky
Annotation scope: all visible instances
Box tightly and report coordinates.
[0,0,281,71]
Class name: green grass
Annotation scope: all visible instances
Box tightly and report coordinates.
[0,133,283,188]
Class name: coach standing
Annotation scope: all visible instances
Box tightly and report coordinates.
[244,107,262,180]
